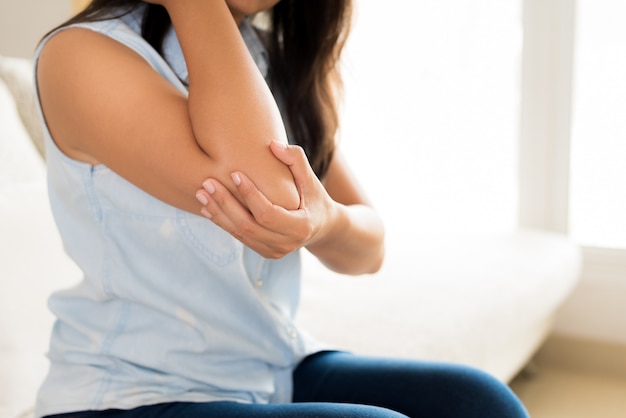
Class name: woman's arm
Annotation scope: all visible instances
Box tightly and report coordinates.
[36,0,298,215]
[166,0,298,208]
[197,142,385,275]
[307,150,385,274]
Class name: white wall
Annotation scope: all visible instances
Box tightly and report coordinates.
[0,1,72,59]
[554,249,626,346]
[518,0,626,347]
[555,282,626,346]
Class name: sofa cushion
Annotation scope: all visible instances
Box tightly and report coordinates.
[0,77,44,186]
[0,56,44,159]
[0,181,82,418]
[0,67,80,418]
[297,229,581,383]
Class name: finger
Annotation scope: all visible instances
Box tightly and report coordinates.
[231,171,295,230]
[202,179,282,247]
[269,140,308,169]
[236,171,312,248]
[201,179,254,221]
[201,179,256,234]
[195,189,210,211]
[269,141,316,200]
[232,172,314,255]
[197,180,240,227]
[201,189,292,259]
[198,177,308,258]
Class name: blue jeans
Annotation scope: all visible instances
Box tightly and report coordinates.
[45,351,529,418]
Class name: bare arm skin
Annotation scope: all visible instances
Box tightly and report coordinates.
[36,0,299,215]
[310,149,385,274]
[198,142,385,275]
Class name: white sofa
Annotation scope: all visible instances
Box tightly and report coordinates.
[0,54,582,418]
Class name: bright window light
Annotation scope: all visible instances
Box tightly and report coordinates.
[570,0,626,249]
[340,1,521,238]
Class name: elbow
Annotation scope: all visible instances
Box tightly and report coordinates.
[211,146,300,211]
[264,170,300,211]
[364,244,385,275]
[246,166,299,211]
[363,219,386,275]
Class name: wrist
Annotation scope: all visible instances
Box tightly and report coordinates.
[309,201,348,250]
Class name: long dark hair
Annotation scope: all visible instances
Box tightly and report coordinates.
[47,1,352,179]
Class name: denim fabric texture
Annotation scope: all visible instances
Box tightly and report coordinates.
[44,352,529,418]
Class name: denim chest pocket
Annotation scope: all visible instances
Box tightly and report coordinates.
[91,165,178,218]
[92,167,240,267]
[175,210,241,267]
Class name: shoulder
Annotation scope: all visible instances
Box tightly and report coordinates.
[38,14,146,70]
[39,26,130,62]
[36,4,165,92]
[37,6,151,76]
[35,21,177,166]
[37,26,154,106]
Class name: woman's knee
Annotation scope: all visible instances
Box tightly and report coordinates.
[293,352,529,418]
[181,401,409,418]
[435,364,529,418]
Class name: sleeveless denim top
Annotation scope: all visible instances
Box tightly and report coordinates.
[33,6,323,417]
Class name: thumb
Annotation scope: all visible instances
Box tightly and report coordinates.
[269,140,297,164]
[269,140,310,172]
[269,140,313,191]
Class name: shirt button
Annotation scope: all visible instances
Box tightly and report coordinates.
[255,279,263,288]
[288,328,298,339]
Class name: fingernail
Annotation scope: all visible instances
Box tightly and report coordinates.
[274,140,288,149]
[196,192,208,206]
[201,208,212,219]
[203,180,216,194]
[231,172,241,186]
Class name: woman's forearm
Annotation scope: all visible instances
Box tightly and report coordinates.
[165,0,299,210]
[307,203,385,275]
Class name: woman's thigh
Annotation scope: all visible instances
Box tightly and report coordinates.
[47,401,406,418]
[292,351,529,418]
[47,352,528,418]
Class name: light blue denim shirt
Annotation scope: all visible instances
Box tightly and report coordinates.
[33,6,323,417]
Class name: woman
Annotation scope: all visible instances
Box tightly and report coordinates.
[34,0,529,417]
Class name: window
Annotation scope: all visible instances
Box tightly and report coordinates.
[341,1,522,237]
[343,0,625,288]
[517,0,626,291]
[341,0,626,287]
[569,0,626,249]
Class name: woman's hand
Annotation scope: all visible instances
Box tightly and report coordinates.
[195,141,342,259]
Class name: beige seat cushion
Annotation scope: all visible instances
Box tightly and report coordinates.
[0,56,44,158]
